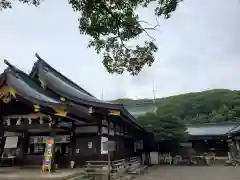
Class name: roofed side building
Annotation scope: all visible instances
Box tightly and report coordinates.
[186,122,240,156]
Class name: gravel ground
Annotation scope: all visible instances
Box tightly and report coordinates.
[138,165,240,180]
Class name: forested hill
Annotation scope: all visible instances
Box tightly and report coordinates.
[113,89,240,124]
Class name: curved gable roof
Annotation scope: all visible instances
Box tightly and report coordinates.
[29,54,147,131]
[1,60,92,121]
[30,53,121,110]
[30,53,95,97]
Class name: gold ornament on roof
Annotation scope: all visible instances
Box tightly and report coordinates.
[0,86,16,104]
[34,104,40,112]
[108,110,120,116]
[55,109,67,117]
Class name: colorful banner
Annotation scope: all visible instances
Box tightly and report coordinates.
[42,137,55,171]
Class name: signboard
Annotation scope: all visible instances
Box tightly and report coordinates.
[101,137,108,154]
[150,152,159,165]
[42,137,55,171]
[88,142,92,149]
[103,140,116,152]
[4,136,18,149]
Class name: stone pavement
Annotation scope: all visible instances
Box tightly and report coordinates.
[0,167,84,180]
[138,165,240,180]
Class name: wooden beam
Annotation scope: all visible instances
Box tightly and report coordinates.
[3,113,46,119]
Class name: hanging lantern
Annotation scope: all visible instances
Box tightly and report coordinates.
[88,107,94,114]
[16,118,21,125]
[39,116,44,124]
[28,118,32,125]
[6,118,10,126]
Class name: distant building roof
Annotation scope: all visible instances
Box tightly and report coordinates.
[123,103,157,118]
[187,122,240,136]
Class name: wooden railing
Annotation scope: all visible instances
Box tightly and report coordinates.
[111,159,126,180]
[126,156,147,174]
[84,157,147,180]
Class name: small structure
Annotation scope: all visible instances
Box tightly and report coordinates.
[187,122,240,156]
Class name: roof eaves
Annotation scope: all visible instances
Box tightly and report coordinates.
[226,125,240,135]
[0,72,6,88]
[187,121,240,128]
[6,64,93,121]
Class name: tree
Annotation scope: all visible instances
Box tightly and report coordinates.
[138,112,187,141]
[0,0,183,75]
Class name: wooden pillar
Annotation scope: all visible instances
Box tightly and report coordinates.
[50,117,56,172]
[70,121,76,167]
[113,123,118,160]
[19,131,29,165]
[98,116,102,135]
[107,118,110,135]
[97,115,104,160]
[0,123,4,157]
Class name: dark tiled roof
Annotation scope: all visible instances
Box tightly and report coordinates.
[187,122,240,136]
[29,54,147,132]
[1,60,92,121]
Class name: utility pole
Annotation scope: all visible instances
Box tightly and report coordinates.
[152,79,156,104]
[152,78,157,113]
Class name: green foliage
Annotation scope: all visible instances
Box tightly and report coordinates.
[116,89,240,141]
[0,0,183,75]
[138,112,187,141]
[154,89,240,124]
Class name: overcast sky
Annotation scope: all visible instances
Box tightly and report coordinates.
[0,0,240,100]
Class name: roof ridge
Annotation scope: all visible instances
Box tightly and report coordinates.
[4,59,63,100]
[32,53,95,98]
